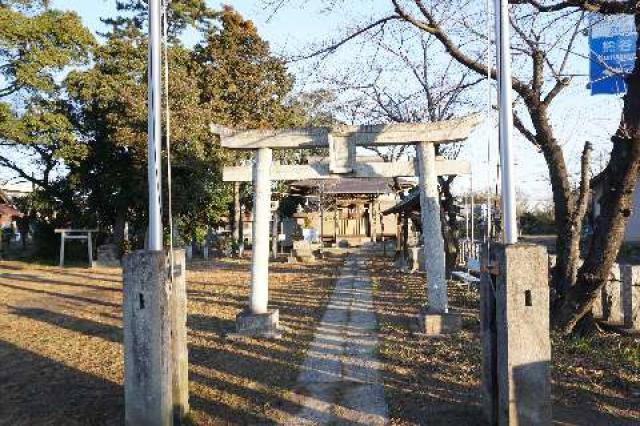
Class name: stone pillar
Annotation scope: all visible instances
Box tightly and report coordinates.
[481,244,551,426]
[170,249,189,422]
[480,260,498,424]
[238,205,245,257]
[271,210,279,259]
[250,147,271,314]
[417,142,457,334]
[333,207,338,247]
[236,148,279,337]
[621,264,640,329]
[395,212,402,256]
[233,181,241,249]
[371,201,378,243]
[402,211,409,264]
[122,250,172,426]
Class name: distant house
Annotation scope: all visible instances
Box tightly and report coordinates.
[0,204,21,227]
[0,189,22,228]
[590,172,640,243]
[1,182,33,200]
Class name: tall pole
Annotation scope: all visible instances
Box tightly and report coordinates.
[485,0,493,247]
[471,174,475,245]
[147,0,163,250]
[495,0,518,244]
[320,182,325,250]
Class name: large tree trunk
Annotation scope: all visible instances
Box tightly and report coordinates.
[529,104,583,300]
[554,14,640,334]
[113,206,127,248]
[439,176,459,273]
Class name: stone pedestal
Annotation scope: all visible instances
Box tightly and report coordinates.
[480,243,551,426]
[293,240,315,262]
[122,250,172,426]
[419,312,461,335]
[96,243,120,267]
[235,309,280,338]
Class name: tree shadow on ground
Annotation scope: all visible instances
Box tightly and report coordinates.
[9,307,123,343]
[0,340,124,426]
[2,254,406,424]
[369,254,640,426]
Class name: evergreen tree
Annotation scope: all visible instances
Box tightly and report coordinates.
[0,0,94,194]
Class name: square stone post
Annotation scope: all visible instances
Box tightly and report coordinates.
[236,147,280,337]
[416,142,460,334]
[122,250,172,426]
[621,264,640,329]
[481,243,551,426]
[170,249,189,422]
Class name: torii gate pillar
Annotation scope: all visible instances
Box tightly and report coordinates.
[417,142,461,334]
[235,147,281,337]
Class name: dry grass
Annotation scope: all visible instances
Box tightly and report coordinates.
[369,255,640,426]
[1,252,638,426]
[0,255,341,425]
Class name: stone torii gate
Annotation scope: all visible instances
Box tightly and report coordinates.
[213,114,481,336]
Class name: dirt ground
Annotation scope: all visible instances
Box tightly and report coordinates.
[0,252,638,425]
[0,255,341,425]
[369,256,640,426]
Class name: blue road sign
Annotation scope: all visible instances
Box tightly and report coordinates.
[589,14,637,95]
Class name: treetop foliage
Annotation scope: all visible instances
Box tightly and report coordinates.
[1,2,318,251]
[0,1,95,97]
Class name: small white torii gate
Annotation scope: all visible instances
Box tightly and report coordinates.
[214,114,481,336]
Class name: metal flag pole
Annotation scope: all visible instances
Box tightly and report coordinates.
[495,0,518,244]
[147,0,164,251]
[485,0,493,249]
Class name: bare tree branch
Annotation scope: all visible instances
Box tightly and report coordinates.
[510,0,639,14]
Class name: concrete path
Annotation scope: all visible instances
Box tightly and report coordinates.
[287,246,388,425]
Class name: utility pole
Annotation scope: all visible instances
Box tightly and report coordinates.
[495,0,518,244]
[147,0,163,250]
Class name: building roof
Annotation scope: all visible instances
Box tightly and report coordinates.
[0,204,22,218]
[382,190,421,215]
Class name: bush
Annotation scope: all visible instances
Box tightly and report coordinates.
[32,220,91,263]
[519,211,556,235]
[32,221,58,261]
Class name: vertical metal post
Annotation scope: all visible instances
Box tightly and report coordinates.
[320,182,325,250]
[147,0,163,251]
[495,0,518,244]
[87,231,93,268]
[485,0,494,248]
[59,231,65,268]
[471,174,475,246]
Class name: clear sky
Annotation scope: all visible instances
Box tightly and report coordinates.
[45,0,624,204]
